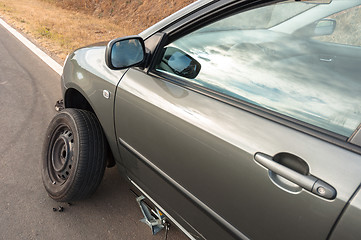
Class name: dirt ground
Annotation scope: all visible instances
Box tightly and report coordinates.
[0,0,194,63]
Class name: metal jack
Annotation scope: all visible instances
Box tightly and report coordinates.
[136,195,167,235]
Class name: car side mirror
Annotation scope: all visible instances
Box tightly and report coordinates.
[105,36,145,70]
[160,47,201,79]
[314,19,336,36]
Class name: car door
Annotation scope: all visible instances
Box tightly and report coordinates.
[114,0,361,239]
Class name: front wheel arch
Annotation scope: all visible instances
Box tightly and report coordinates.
[64,88,94,113]
[63,88,116,168]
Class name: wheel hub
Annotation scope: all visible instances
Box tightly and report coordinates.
[50,129,74,182]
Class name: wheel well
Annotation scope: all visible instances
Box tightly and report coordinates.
[64,88,116,168]
[64,88,95,113]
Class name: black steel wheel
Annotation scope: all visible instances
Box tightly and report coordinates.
[42,108,106,202]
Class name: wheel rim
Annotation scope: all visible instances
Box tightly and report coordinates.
[48,125,74,184]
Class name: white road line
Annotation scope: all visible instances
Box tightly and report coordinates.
[0,17,63,76]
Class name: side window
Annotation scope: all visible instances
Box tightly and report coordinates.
[155,0,361,137]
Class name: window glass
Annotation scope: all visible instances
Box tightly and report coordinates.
[199,2,315,32]
[156,0,361,137]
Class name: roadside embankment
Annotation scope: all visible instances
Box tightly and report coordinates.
[0,0,193,63]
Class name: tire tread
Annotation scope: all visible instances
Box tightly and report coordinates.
[42,108,106,202]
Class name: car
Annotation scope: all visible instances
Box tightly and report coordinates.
[42,0,361,239]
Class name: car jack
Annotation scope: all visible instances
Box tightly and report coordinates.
[136,195,167,235]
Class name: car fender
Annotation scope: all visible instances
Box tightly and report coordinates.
[62,45,127,166]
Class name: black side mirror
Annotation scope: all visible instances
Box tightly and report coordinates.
[159,47,201,79]
[105,36,145,70]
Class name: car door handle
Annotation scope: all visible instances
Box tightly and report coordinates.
[320,58,333,62]
[254,152,336,200]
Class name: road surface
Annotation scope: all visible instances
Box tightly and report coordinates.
[0,22,187,240]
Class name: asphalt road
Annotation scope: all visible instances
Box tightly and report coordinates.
[0,23,187,240]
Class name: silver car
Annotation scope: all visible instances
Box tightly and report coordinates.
[42,0,361,239]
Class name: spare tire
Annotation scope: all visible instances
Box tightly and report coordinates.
[42,108,106,202]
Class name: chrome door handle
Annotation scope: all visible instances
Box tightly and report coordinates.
[254,152,336,200]
[320,58,333,62]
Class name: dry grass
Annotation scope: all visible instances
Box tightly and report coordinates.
[45,0,195,31]
[0,0,194,62]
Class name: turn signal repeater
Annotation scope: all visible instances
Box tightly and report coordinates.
[103,90,110,99]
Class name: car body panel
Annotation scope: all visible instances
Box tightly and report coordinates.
[114,68,361,239]
[350,126,361,145]
[62,45,126,164]
[330,185,361,240]
[59,0,361,239]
